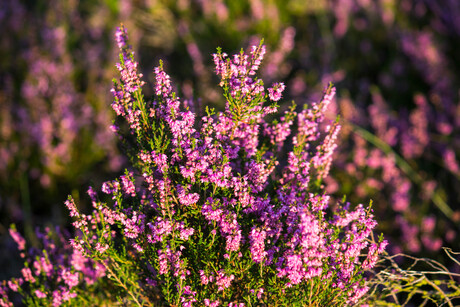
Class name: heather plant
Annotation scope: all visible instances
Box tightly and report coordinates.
[1,26,387,306]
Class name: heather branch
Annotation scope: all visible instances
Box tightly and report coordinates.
[101,260,144,307]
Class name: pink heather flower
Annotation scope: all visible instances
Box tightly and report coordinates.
[249,227,267,263]
[443,148,460,174]
[115,57,145,93]
[158,249,170,275]
[362,244,379,270]
[321,85,336,110]
[215,270,235,292]
[267,82,285,102]
[152,151,169,173]
[35,290,47,299]
[178,226,195,241]
[87,186,97,202]
[40,256,54,277]
[115,25,128,49]
[263,116,294,151]
[213,51,228,76]
[121,173,136,197]
[61,289,77,303]
[154,65,173,98]
[139,150,152,163]
[177,184,200,206]
[9,228,26,251]
[309,194,329,212]
[109,124,119,133]
[62,269,79,288]
[204,299,220,307]
[249,44,266,75]
[53,290,62,307]
[7,281,18,292]
[64,198,79,218]
[21,267,35,283]
[95,242,109,254]
[199,270,209,285]
[421,215,437,233]
[378,240,389,253]
[421,235,442,252]
[70,249,87,272]
[122,212,145,239]
[225,230,242,252]
[347,282,369,305]
[101,180,120,195]
[257,288,264,299]
[391,179,411,212]
[312,121,341,180]
[285,253,304,285]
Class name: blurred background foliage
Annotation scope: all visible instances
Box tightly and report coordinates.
[1,0,460,291]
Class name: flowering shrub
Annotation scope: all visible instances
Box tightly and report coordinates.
[1,26,386,306]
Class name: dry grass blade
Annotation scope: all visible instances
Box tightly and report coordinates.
[360,248,460,306]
